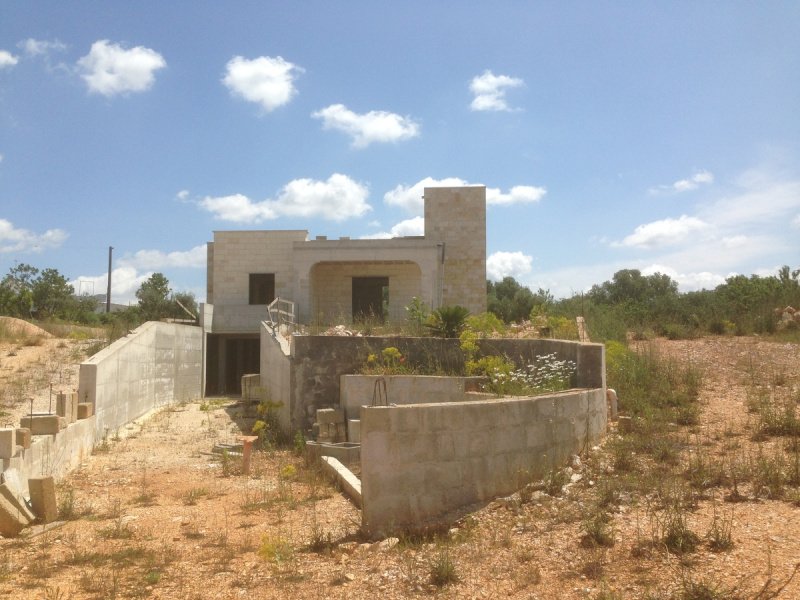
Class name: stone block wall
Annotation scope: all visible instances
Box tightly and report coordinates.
[309,261,422,323]
[360,388,607,537]
[424,186,487,314]
[286,335,603,430]
[208,230,307,306]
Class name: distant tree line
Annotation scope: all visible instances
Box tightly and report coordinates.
[0,263,197,327]
[487,265,800,341]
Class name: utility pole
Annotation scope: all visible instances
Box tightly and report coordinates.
[106,246,113,313]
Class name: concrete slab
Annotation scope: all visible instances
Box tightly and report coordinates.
[0,493,28,537]
[348,419,361,443]
[0,428,14,459]
[321,456,362,508]
[28,476,57,523]
[0,482,35,523]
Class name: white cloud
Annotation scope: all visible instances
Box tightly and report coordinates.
[384,177,545,214]
[641,264,726,291]
[486,185,546,206]
[649,170,715,194]
[469,70,524,112]
[117,245,206,270]
[487,251,533,281]
[312,104,420,148]
[615,215,710,249]
[384,177,469,213]
[0,219,68,253]
[222,55,302,112]
[199,173,370,223]
[792,214,800,229]
[361,216,425,239]
[0,50,19,68]
[176,190,190,201]
[70,266,150,305]
[19,38,66,57]
[77,40,166,97]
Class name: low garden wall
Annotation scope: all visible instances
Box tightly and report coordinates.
[339,374,484,421]
[288,335,604,428]
[360,387,607,537]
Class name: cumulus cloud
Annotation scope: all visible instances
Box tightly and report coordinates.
[0,50,19,68]
[70,266,150,305]
[614,215,710,249]
[469,70,524,112]
[19,38,67,57]
[199,174,370,223]
[361,216,425,239]
[487,251,533,281]
[487,185,546,206]
[77,40,166,96]
[117,245,206,270]
[649,170,714,194]
[383,177,546,214]
[176,190,190,202]
[641,264,726,291]
[0,219,68,253]
[222,55,302,112]
[312,104,419,148]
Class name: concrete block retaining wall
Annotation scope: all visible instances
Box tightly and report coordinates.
[288,335,604,429]
[340,375,485,421]
[2,416,96,495]
[78,322,202,438]
[360,388,607,537]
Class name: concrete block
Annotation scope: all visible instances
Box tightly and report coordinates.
[56,392,77,423]
[316,408,344,424]
[20,415,61,435]
[0,494,28,537]
[0,482,35,523]
[28,477,57,523]
[347,419,360,443]
[15,428,31,449]
[0,429,14,459]
[77,403,94,420]
[69,392,79,422]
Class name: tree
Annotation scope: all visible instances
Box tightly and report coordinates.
[32,268,74,319]
[136,273,172,321]
[487,277,552,323]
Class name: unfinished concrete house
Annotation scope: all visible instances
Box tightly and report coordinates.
[200,186,487,395]
[1,185,606,538]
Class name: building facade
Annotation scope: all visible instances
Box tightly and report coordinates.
[201,186,487,394]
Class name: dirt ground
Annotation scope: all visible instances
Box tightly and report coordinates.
[0,328,799,599]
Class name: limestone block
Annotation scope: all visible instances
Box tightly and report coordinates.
[69,392,79,422]
[15,428,31,449]
[0,482,35,523]
[0,494,28,537]
[56,392,76,423]
[20,415,61,435]
[28,476,57,523]
[77,403,94,420]
[317,408,344,425]
[0,429,14,459]
[347,419,361,443]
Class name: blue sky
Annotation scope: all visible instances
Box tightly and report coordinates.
[1,2,798,304]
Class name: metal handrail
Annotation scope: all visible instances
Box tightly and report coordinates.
[267,297,296,334]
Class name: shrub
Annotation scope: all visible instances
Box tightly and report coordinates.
[426,305,470,338]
